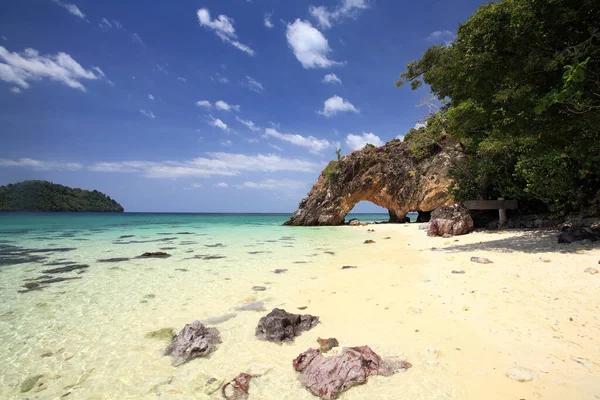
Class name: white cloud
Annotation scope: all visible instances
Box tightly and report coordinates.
[245,76,264,93]
[309,0,369,29]
[268,143,283,151]
[212,73,229,84]
[196,100,211,108]
[197,8,255,56]
[345,132,384,150]
[89,152,321,178]
[264,128,334,154]
[10,87,21,93]
[0,158,82,171]
[0,46,102,91]
[209,116,229,131]
[50,0,85,19]
[322,73,342,85]
[236,116,260,132]
[318,95,358,117]
[427,30,456,45]
[221,139,232,147]
[177,76,187,82]
[215,100,240,112]
[215,182,229,188]
[286,19,341,69]
[131,33,145,47]
[148,94,154,100]
[155,64,168,75]
[139,109,155,119]
[236,179,306,191]
[246,138,259,143]
[264,13,274,28]
[99,18,112,29]
[185,183,203,190]
[414,122,426,129]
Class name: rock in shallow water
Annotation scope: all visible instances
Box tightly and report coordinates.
[140,252,171,258]
[293,346,411,399]
[20,374,44,393]
[256,308,319,343]
[164,321,221,366]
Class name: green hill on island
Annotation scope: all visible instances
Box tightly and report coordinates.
[0,181,124,212]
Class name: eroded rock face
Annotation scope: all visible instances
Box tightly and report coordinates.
[256,308,319,343]
[293,346,412,399]
[164,321,221,366]
[285,139,461,226]
[427,204,474,237]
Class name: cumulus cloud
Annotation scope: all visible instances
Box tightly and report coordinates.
[318,95,358,117]
[245,76,264,93]
[214,182,229,188]
[196,100,211,108]
[50,0,85,19]
[322,73,342,85]
[215,100,240,112]
[209,116,229,131]
[264,128,335,154]
[139,109,155,119]
[345,132,384,150]
[264,13,274,28]
[0,46,102,91]
[236,116,260,132]
[427,30,456,45]
[197,8,255,56]
[309,0,369,29]
[0,158,82,171]
[286,19,341,69]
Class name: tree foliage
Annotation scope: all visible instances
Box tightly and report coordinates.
[0,180,124,212]
[397,0,600,215]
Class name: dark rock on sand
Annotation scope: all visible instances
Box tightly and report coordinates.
[341,265,357,269]
[293,346,412,399]
[97,257,130,263]
[451,270,466,274]
[273,269,288,274]
[222,373,253,400]
[364,240,375,244]
[427,204,473,237]
[164,321,221,366]
[558,227,600,244]
[139,252,171,258]
[119,235,135,239]
[317,337,339,353]
[42,264,89,274]
[252,286,267,291]
[470,257,493,264]
[256,308,319,343]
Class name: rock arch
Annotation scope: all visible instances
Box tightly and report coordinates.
[285,139,462,226]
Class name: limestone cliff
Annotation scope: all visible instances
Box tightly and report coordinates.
[285,138,462,226]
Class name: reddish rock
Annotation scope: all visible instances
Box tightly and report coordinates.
[222,373,253,400]
[427,204,473,237]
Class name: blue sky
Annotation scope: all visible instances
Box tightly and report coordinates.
[0,0,485,212]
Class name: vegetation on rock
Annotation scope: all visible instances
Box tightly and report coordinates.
[0,180,124,212]
[397,0,600,216]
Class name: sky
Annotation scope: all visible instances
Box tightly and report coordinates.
[0,0,487,213]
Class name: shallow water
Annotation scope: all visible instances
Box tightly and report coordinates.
[0,213,398,399]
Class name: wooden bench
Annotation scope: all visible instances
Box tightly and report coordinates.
[463,198,518,226]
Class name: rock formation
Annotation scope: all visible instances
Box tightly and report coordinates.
[293,346,412,399]
[427,204,474,237]
[285,138,461,226]
[255,308,319,343]
[164,321,221,366]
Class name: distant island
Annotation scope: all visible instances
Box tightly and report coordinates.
[0,180,124,212]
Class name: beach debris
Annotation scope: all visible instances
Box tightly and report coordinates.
[97,257,130,263]
[139,252,171,258]
[427,204,473,237]
[256,308,319,343]
[558,227,600,244]
[145,328,176,341]
[571,357,592,370]
[383,236,391,239]
[341,265,357,269]
[348,219,361,226]
[584,267,598,275]
[470,256,493,264]
[202,313,236,325]
[42,264,89,274]
[252,286,267,291]
[20,374,44,393]
[506,366,537,382]
[164,321,221,366]
[222,373,253,400]
[205,243,225,248]
[293,346,411,399]
[364,240,376,244]
[273,269,288,274]
[235,301,266,312]
[451,270,466,274]
[367,229,375,232]
[317,337,339,353]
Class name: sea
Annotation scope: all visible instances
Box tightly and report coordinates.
[0,212,413,399]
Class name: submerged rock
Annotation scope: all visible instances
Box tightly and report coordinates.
[164,321,221,366]
[202,313,236,325]
[145,328,176,341]
[256,308,319,343]
[293,346,411,399]
[235,301,267,312]
[97,257,130,263]
[42,264,89,274]
[139,252,171,258]
[20,374,44,393]
[222,373,253,400]
[427,204,473,237]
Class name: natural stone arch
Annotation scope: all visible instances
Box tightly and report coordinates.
[285,139,462,226]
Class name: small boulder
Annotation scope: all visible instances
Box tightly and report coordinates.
[427,204,473,237]
[506,366,537,382]
[364,240,375,244]
[164,321,221,366]
[341,265,357,270]
[222,373,253,400]
[471,256,493,264]
[256,308,319,343]
[348,219,361,226]
[558,228,600,244]
[317,337,339,353]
